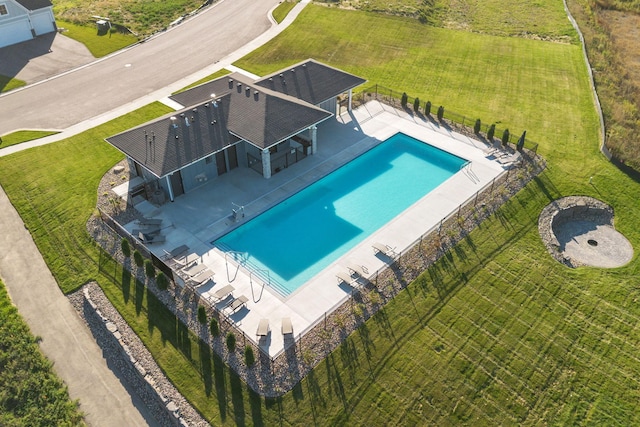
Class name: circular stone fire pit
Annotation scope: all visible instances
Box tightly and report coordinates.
[538,196,633,268]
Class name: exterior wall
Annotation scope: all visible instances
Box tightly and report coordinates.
[30,8,55,35]
[179,157,218,193]
[317,97,337,116]
[0,2,56,48]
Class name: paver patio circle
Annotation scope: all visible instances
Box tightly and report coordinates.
[539,196,633,268]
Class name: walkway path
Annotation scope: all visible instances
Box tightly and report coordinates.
[0,2,310,425]
[0,187,154,426]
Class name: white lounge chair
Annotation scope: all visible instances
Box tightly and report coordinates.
[226,295,248,313]
[336,271,354,285]
[210,284,234,302]
[281,317,293,335]
[183,263,207,277]
[191,268,214,286]
[346,262,368,278]
[257,319,270,338]
[372,242,396,257]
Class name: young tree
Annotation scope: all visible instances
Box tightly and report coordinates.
[133,250,144,267]
[487,124,496,141]
[226,332,236,352]
[437,105,445,121]
[244,346,255,367]
[198,305,206,324]
[144,259,155,279]
[425,101,432,116]
[121,238,131,258]
[413,97,420,113]
[501,128,510,147]
[474,118,481,135]
[209,318,220,337]
[156,271,169,290]
[401,92,408,108]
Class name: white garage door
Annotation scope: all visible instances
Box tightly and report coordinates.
[31,12,54,36]
[0,19,32,48]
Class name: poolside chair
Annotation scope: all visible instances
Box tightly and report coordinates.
[137,217,163,226]
[162,244,189,261]
[256,319,270,338]
[210,284,234,302]
[133,226,161,236]
[190,268,214,286]
[346,262,369,278]
[226,295,248,313]
[182,263,208,277]
[336,271,355,286]
[281,317,293,336]
[138,232,165,244]
[372,242,396,258]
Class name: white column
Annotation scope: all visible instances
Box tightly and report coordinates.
[348,89,353,112]
[165,175,175,202]
[261,148,271,179]
[311,125,318,155]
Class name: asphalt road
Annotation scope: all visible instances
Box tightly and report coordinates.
[0,0,281,135]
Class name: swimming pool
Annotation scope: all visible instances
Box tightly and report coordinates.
[215,132,468,295]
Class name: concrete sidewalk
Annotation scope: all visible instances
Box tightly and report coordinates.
[0,186,153,426]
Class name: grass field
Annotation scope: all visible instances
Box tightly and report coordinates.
[56,20,138,58]
[1,1,640,425]
[0,131,59,149]
[0,74,26,93]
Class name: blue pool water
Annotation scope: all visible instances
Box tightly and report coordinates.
[215,133,467,295]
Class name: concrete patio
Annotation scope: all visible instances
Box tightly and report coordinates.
[115,100,507,357]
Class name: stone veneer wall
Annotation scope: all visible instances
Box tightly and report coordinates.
[538,196,614,268]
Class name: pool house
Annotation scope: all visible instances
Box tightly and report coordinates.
[106,59,366,203]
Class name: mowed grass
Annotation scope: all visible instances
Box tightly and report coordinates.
[0,74,26,93]
[57,20,138,58]
[272,0,298,24]
[0,130,59,149]
[1,3,640,425]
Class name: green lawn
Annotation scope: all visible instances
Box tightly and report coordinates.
[0,74,26,93]
[0,131,59,149]
[56,20,138,58]
[272,0,298,24]
[1,3,640,425]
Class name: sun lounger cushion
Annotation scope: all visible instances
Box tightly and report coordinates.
[281,317,293,335]
[257,319,270,337]
[336,272,353,285]
[212,284,234,301]
[228,295,248,312]
[183,263,207,277]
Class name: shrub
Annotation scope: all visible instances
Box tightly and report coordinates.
[474,118,481,134]
[401,92,408,107]
[144,259,155,279]
[413,97,420,113]
[425,101,432,116]
[156,271,168,290]
[244,346,255,367]
[133,250,143,267]
[209,318,219,337]
[437,105,444,121]
[501,128,510,147]
[121,238,131,257]
[226,332,236,352]
[487,124,496,141]
[197,305,206,324]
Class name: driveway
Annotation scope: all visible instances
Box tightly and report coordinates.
[0,32,94,85]
[0,0,282,135]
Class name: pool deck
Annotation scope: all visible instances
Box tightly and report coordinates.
[119,100,507,357]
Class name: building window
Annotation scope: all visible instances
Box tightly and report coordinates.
[0,4,8,15]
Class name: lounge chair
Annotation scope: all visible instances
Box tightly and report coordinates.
[226,295,248,313]
[210,284,234,302]
[191,268,214,286]
[162,244,189,260]
[172,252,199,268]
[137,217,163,226]
[256,319,270,338]
[336,271,355,285]
[281,317,293,335]
[346,262,368,278]
[182,263,207,277]
[133,226,161,236]
[138,232,165,244]
[372,242,396,257]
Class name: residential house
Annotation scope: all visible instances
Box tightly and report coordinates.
[0,0,56,48]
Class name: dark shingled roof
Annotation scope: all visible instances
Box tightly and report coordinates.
[109,73,331,177]
[15,0,52,10]
[254,59,366,105]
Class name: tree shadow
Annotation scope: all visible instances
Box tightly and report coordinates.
[229,370,245,426]
[325,354,347,408]
[198,340,213,397]
[135,279,144,315]
[121,267,132,303]
[339,337,359,384]
[248,388,264,427]
[213,355,227,421]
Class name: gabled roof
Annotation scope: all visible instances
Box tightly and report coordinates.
[254,59,366,105]
[15,0,53,10]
